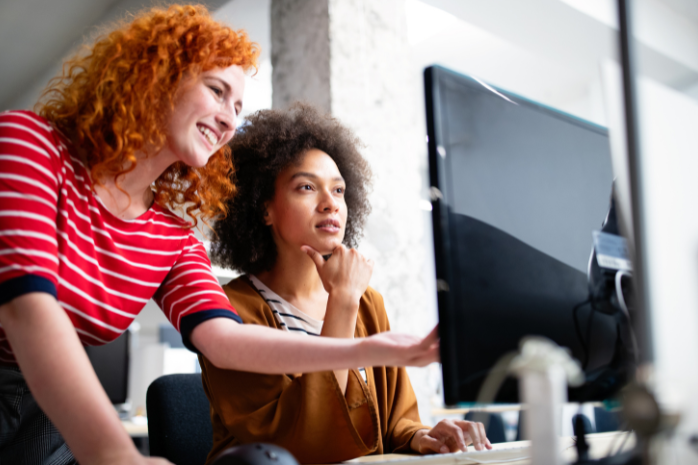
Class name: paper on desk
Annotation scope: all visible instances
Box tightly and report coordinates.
[343,445,530,465]
[456,447,530,464]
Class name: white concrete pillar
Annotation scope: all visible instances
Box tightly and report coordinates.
[272,0,439,424]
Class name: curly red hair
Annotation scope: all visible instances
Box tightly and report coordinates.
[37,4,259,226]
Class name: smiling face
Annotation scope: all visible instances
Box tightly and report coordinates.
[164,65,245,168]
[265,148,348,256]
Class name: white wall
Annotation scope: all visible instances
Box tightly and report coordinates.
[5,0,696,426]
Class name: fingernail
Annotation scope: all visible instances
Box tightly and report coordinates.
[440,446,449,453]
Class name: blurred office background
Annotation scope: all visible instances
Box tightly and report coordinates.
[1,0,696,426]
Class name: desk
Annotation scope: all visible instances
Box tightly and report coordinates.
[430,404,521,417]
[341,432,634,465]
[431,402,607,417]
[122,420,148,438]
[122,420,150,455]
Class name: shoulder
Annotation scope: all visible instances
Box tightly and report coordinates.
[222,276,279,328]
[222,276,259,304]
[0,110,67,152]
[362,286,385,306]
[0,110,79,188]
[0,110,53,132]
[358,286,390,333]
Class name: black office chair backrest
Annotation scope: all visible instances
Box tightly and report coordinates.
[464,411,507,444]
[147,373,213,465]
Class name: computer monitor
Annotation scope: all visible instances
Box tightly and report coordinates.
[425,65,631,406]
[85,330,130,405]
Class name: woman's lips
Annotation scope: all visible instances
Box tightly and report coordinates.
[197,123,220,150]
[316,219,341,233]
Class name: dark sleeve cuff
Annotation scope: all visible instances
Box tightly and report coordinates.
[0,275,57,307]
[180,309,243,353]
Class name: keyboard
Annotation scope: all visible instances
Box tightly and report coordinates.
[344,442,531,465]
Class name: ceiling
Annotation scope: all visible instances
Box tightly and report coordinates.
[1,0,695,123]
[0,0,229,110]
[662,0,698,21]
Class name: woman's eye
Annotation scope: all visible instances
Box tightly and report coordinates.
[209,86,222,97]
[299,184,312,191]
[336,187,345,194]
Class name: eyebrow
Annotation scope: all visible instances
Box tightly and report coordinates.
[290,171,345,182]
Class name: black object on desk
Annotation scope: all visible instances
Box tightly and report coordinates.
[424,65,632,406]
[85,329,130,406]
[212,444,299,465]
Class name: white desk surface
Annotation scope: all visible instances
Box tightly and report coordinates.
[340,432,633,465]
[122,420,149,437]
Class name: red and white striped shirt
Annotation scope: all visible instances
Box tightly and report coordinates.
[0,110,241,364]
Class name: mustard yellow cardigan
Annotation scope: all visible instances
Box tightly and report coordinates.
[199,276,429,464]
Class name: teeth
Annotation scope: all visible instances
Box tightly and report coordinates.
[197,125,218,146]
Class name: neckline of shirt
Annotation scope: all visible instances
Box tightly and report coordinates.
[248,275,324,327]
[56,130,177,226]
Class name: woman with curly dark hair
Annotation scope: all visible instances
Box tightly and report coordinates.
[202,104,490,464]
[0,8,437,465]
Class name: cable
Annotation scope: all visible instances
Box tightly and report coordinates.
[614,270,639,365]
[471,351,518,434]
[584,304,597,370]
[613,430,633,456]
[573,299,591,368]
[614,270,631,315]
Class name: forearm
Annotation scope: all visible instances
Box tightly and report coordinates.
[194,318,361,373]
[192,318,439,373]
[320,291,361,394]
[0,293,139,464]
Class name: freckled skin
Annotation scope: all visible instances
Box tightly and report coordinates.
[164,65,245,168]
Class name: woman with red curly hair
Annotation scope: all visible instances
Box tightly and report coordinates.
[0,5,437,465]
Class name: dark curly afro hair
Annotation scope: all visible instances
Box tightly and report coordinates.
[211,103,372,275]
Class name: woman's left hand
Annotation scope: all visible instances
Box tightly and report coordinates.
[301,244,373,302]
[410,419,492,454]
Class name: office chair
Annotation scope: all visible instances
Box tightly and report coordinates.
[594,406,621,433]
[147,373,213,465]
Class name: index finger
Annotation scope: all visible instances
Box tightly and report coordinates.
[456,420,486,451]
[420,325,440,348]
[301,245,325,269]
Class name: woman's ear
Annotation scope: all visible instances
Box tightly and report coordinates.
[263,203,273,226]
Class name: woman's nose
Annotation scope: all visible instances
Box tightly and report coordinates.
[216,111,235,132]
[320,190,339,212]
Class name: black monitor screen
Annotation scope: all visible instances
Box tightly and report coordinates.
[425,66,621,405]
[85,330,130,405]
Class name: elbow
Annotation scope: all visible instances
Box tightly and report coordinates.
[191,328,223,368]
[0,300,19,326]
[189,318,241,370]
[201,346,227,369]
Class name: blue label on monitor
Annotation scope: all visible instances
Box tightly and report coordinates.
[593,231,632,271]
